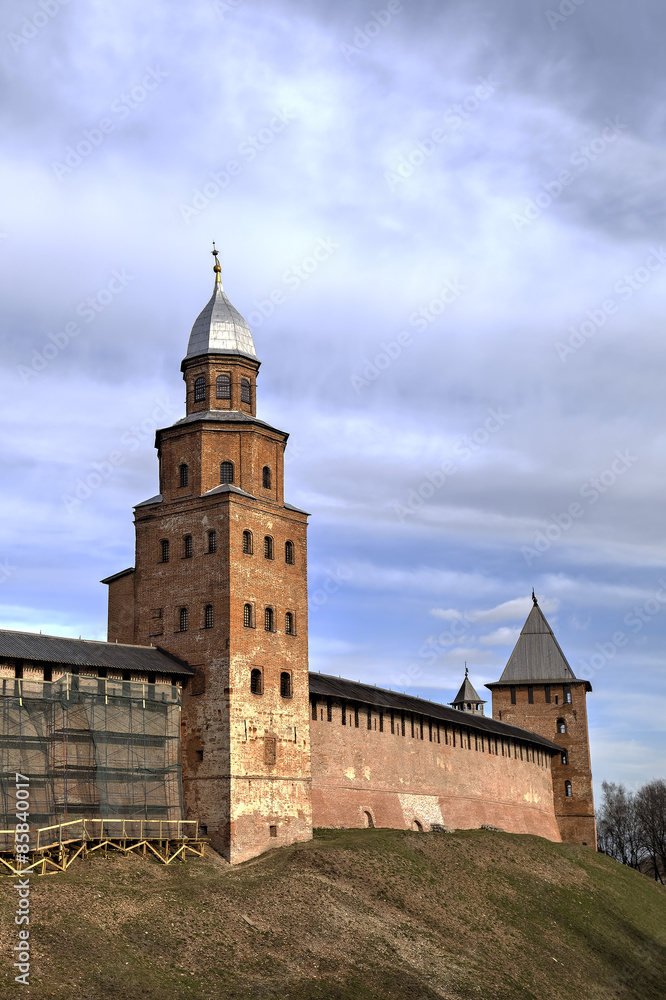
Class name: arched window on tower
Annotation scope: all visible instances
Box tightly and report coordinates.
[220,461,234,484]
[194,377,206,403]
[204,604,214,629]
[250,668,263,694]
[184,535,193,558]
[242,530,253,554]
[179,464,189,488]
[264,607,274,632]
[285,540,294,564]
[179,608,189,632]
[264,536,273,559]
[280,672,292,698]
[216,374,231,399]
[160,539,170,563]
[557,718,566,734]
[565,780,573,797]
[285,612,294,635]
[262,466,271,489]
[243,603,253,628]
[207,530,217,554]
[241,378,251,404]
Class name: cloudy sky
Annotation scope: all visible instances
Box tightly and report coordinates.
[1,0,665,799]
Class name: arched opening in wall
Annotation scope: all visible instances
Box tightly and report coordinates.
[250,668,263,695]
[264,535,273,559]
[285,540,294,564]
[557,718,566,734]
[194,376,206,403]
[280,672,292,698]
[364,811,374,828]
[265,607,274,631]
[241,378,251,404]
[242,530,253,554]
[243,603,253,628]
[220,461,234,484]
[565,780,573,797]
[216,374,231,399]
[179,463,189,488]
[412,819,423,832]
[262,466,271,489]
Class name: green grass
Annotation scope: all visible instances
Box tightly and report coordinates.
[0,828,664,999]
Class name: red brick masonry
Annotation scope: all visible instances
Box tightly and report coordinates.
[309,681,562,841]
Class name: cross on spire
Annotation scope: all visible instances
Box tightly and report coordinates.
[211,241,221,277]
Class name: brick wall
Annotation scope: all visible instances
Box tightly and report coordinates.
[107,571,136,644]
[309,698,561,840]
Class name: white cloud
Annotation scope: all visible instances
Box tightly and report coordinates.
[478,627,521,646]
[429,608,464,621]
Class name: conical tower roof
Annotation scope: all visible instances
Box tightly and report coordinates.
[490,593,590,688]
[451,667,486,707]
[185,252,257,361]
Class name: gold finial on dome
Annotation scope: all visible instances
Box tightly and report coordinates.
[211,241,222,279]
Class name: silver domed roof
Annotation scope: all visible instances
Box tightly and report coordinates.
[185,269,257,361]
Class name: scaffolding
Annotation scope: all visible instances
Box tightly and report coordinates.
[0,673,183,852]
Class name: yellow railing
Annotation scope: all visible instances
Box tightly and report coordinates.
[0,817,199,852]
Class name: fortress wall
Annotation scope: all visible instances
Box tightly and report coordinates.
[310,698,561,841]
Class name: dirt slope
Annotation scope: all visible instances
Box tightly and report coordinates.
[1,828,665,1000]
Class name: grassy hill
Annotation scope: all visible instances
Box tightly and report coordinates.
[1,827,665,1000]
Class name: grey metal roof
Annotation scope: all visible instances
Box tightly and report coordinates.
[284,501,310,515]
[0,629,194,676]
[203,483,256,499]
[100,567,135,585]
[134,494,163,509]
[186,272,257,361]
[451,670,486,706]
[487,601,590,690]
[166,409,288,439]
[309,673,563,752]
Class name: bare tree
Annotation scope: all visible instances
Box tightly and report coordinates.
[597,782,642,869]
[635,779,666,884]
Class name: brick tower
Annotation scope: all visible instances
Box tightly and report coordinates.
[486,593,596,846]
[103,249,313,862]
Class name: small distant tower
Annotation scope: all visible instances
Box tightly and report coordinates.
[450,666,486,716]
[485,592,596,847]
